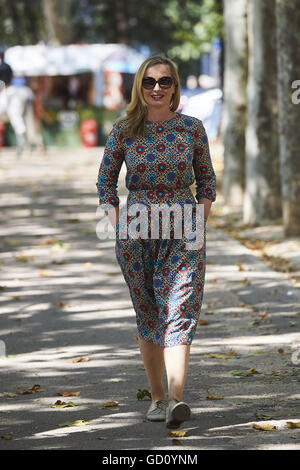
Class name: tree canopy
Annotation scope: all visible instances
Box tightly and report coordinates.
[0,0,223,74]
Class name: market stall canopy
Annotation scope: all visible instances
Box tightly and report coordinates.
[4,43,146,77]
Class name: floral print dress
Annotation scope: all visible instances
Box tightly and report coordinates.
[96,112,216,348]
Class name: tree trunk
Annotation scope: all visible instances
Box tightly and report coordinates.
[276,0,300,235]
[42,0,61,45]
[115,0,129,45]
[243,0,280,225]
[221,0,248,206]
[42,0,72,45]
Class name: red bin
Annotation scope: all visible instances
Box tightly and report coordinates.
[80,118,98,147]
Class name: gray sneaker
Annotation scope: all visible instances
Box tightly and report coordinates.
[166,399,191,429]
[146,399,167,422]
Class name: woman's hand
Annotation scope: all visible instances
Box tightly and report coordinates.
[105,206,119,231]
[198,198,212,223]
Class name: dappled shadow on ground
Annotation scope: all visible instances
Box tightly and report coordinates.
[0,149,300,450]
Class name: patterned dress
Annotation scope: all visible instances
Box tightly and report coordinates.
[96,112,216,348]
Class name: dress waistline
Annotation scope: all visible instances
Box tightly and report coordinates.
[128,187,192,194]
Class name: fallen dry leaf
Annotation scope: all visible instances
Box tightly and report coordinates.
[230,368,262,377]
[71,357,91,363]
[38,238,57,245]
[206,390,223,400]
[268,370,292,377]
[57,420,91,428]
[251,423,277,431]
[55,301,69,308]
[3,392,17,398]
[226,349,238,357]
[15,254,36,262]
[203,349,238,360]
[51,400,80,408]
[250,368,262,375]
[235,262,244,271]
[172,439,183,445]
[56,391,81,397]
[168,429,188,437]
[277,348,285,354]
[258,309,267,318]
[1,435,12,440]
[102,400,119,408]
[17,384,45,395]
[197,319,210,326]
[286,421,300,429]
[39,270,55,277]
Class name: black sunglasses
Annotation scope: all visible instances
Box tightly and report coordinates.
[142,76,174,90]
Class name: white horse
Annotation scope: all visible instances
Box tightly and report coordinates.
[0,83,36,154]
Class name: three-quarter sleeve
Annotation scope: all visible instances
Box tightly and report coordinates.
[96,122,125,208]
[192,119,217,203]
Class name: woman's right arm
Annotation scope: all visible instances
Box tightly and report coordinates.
[96,122,125,230]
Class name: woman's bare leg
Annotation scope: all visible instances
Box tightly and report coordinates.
[138,335,165,401]
[163,344,190,402]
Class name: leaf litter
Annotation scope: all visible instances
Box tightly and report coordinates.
[51,400,80,408]
[57,420,92,428]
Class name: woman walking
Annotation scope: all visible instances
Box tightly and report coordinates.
[96,55,216,428]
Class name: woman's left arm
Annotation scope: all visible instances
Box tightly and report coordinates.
[192,120,217,222]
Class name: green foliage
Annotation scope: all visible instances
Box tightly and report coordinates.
[0,0,45,46]
[165,0,224,61]
[0,0,223,66]
[136,388,152,400]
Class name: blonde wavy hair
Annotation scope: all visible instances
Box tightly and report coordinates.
[117,55,180,138]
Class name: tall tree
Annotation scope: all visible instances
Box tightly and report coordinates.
[276,0,300,235]
[42,0,73,45]
[115,0,129,45]
[221,0,248,206]
[243,0,280,225]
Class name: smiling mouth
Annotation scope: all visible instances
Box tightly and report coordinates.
[151,94,164,100]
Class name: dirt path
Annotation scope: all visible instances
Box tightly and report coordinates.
[0,147,300,450]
